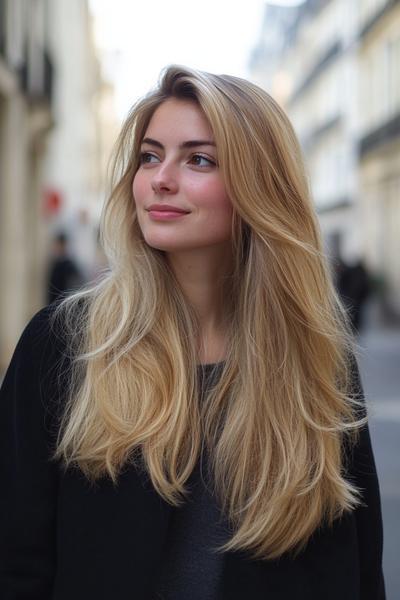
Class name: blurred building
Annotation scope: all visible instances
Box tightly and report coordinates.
[250,3,298,103]
[249,0,400,322]
[0,0,53,371]
[250,0,361,261]
[44,0,116,282]
[358,0,400,318]
[0,0,117,372]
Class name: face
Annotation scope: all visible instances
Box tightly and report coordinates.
[132,98,233,254]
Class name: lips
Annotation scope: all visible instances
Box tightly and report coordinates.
[146,203,190,222]
[147,204,190,214]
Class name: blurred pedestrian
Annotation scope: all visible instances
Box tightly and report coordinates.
[47,232,84,304]
[0,66,385,599]
[337,258,371,332]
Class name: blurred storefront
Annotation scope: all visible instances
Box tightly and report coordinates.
[250,0,400,323]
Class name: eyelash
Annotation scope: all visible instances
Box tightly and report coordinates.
[189,154,216,167]
[139,152,159,165]
[139,152,216,168]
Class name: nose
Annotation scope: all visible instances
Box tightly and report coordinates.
[151,161,179,195]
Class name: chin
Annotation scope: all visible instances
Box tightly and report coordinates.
[143,236,185,253]
[143,236,202,253]
[141,231,232,254]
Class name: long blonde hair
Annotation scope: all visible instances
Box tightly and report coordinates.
[54,65,363,560]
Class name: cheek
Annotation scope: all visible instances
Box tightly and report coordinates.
[198,181,233,239]
[132,172,146,207]
[209,186,233,225]
[194,178,232,213]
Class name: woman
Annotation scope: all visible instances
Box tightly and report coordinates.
[0,65,385,599]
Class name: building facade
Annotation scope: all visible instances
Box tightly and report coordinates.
[249,0,400,321]
[0,0,54,371]
[44,0,104,280]
[0,0,116,372]
[358,0,400,318]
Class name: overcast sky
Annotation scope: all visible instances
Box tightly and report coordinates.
[88,0,268,120]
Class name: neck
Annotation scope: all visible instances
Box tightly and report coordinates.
[166,244,233,363]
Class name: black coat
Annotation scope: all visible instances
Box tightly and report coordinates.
[0,307,385,599]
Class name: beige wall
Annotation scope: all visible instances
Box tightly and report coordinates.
[1,94,33,368]
[0,87,52,370]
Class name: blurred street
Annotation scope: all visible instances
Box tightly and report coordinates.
[358,320,400,600]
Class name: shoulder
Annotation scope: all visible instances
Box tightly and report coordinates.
[15,298,87,360]
[1,301,82,426]
[12,302,69,371]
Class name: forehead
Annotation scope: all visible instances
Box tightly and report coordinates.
[144,98,214,141]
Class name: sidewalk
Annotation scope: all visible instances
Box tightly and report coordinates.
[358,323,400,600]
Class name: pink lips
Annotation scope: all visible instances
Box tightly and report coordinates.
[147,204,190,221]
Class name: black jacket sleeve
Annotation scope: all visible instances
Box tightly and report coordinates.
[0,306,64,599]
[348,357,386,599]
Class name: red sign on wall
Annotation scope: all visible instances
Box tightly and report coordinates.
[43,188,62,216]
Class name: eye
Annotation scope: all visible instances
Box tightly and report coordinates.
[189,154,216,168]
[139,151,160,165]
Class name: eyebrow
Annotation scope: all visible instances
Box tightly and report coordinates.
[141,137,216,149]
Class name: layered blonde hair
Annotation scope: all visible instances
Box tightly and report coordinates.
[54,65,363,560]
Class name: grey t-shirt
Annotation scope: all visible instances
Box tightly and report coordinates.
[153,363,229,600]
